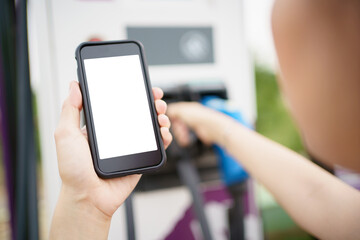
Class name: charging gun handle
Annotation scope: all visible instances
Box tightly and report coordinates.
[177,152,213,240]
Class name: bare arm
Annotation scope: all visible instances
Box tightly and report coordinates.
[168,103,360,239]
[222,117,360,240]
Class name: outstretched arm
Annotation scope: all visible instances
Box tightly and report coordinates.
[168,103,360,240]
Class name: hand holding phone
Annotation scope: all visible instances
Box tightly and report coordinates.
[51,81,171,238]
[76,40,167,178]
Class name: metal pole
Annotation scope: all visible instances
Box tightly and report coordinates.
[228,183,247,240]
[15,0,39,239]
[0,1,17,239]
[125,193,136,240]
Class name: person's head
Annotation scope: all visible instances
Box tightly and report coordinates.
[272,0,360,171]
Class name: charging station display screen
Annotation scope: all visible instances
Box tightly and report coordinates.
[84,55,158,160]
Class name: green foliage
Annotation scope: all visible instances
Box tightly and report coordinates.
[255,66,311,239]
[255,67,305,155]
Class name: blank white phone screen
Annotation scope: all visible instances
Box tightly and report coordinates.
[84,55,157,159]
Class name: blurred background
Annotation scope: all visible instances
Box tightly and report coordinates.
[0,0,323,239]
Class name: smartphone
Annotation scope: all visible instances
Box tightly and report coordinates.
[75,40,166,178]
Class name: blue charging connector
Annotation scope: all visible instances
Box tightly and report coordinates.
[201,96,251,186]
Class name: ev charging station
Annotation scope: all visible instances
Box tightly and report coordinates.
[28,0,260,239]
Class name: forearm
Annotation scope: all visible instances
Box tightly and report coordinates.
[49,186,111,240]
[216,117,360,239]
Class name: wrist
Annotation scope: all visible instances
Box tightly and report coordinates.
[214,115,238,148]
[50,185,111,240]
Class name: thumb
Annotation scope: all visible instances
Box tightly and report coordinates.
[58,81,82,132]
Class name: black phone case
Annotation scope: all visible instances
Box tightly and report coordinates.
[75,40,166,178]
